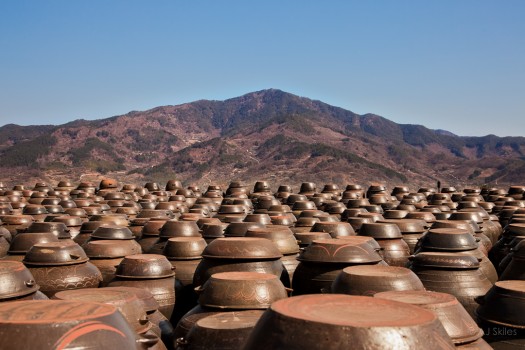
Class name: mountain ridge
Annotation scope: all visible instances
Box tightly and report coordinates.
[0,89,523,188]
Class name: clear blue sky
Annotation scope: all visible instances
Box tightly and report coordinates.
[1,1,523,137]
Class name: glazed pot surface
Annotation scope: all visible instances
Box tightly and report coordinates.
[243,294,455,350]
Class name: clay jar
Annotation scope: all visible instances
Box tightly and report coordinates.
[53,288,166,350]
[163,237,206,284]
[292,237,384,295]
[291,201,317,218]
[378,219,428,254]
[52,216,83,239]
[108,254,176,320]
[83,239,141,286]
[358,222,411,267]
[383,209,409,219]
[255,197,281,211]
[0,226,12,243]
[147,220,201,255]
[163,237,207,325]
[5,231,60,262]
[175,307,264,342]
[195,272,288,310]
[213,205,247,221]
[110,286,175,350]
[22,204,48,222]
[416,228,478,252]
[108,254,175,318]
[200,223,226,244]
[331,265,424,296]
[0,261,48,301]
[89,214,130,228]
[242,294,455,350]
[310,221,356,238]
[489,223,525,269]
[415,228,498,284]
[23,241,102,297]
[409,252,492,318]
[499,240,525,280]
[374,290,487,348]
[345,216,373,233]
[224,222,266,237]
[73,221,107,246]
[291,217,320,233]
[177,310,264,350]
[88,225,136,241]
[23,221,71,240]
[138,219,170,253]
[243,213,272,225]
[192,237,285,288]
[0,300,140,350]
[475,280,525,348]
[245,226,300,285]
[497,235,525,274]
[293,231,332,248]
[0,215,33,235]
[430,220,488,254]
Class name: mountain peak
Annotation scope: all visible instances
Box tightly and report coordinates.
[0,89,523,186]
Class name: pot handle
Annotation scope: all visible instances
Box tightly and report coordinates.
[194,285,204,294]
[284,287,293,296]
[25,279,35,287]
[407,255,416,261]
[69,254,82,260]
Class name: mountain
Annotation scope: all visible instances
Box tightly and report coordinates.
[0,89,524,188]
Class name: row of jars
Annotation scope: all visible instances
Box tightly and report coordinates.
[0,179,524,349]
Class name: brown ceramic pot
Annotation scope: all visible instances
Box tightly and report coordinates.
[108,254,176,320]
[358,222,410,266]
[7,231,60,256]
[409,252,492,318]
[109,286,175,350]
[293,231,331,247]
[176,311,264,350]
[0,300,139,349]
[331,265,424,296]
[23,242,102,297]
[375,290,484,346]
[53,288,153,336]
[378,219,428,254]
[475,280,525,348]
[0,260,43,301]
[242,294,455,350]
[83,239,141,286]
[195,271,288,309]
[193,238,285,288]
[310,222,355,238]
[292,238,384,295]
[499,240,525,281]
